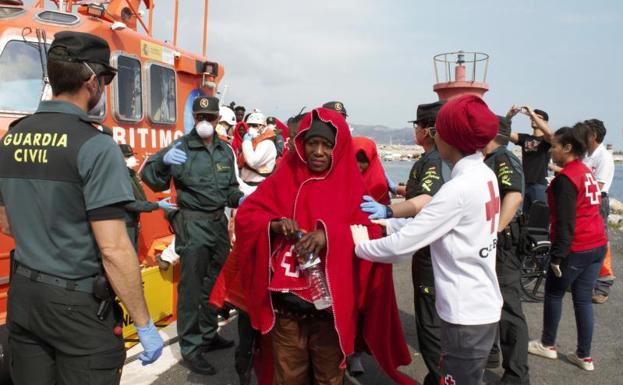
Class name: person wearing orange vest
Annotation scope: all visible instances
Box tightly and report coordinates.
[528,123,607,372]
[240,112,278,188]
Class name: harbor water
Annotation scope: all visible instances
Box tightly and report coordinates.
[383,161,623,202]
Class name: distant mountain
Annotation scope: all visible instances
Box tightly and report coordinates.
[351,123,413,145]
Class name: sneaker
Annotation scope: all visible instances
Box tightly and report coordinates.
[592,294,608,304]
[528,340,557,359]
[567,352,594,371]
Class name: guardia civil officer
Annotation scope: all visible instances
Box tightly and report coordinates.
[0,32,162,385]
[483,117,530,385]
[360,101,449,385]
[141,96,244,375]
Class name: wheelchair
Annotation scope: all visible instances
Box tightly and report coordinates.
[518,201,551,302]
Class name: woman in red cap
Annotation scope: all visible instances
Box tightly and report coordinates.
[353,94,503,385]
[235,108,416,384]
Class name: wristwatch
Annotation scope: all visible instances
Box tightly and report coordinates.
[385,205,393,219]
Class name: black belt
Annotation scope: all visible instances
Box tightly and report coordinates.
[14,263,95,293]
[274,307,332,321]
[181,208,224,219]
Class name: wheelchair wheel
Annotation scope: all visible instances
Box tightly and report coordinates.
[520,244,551,302]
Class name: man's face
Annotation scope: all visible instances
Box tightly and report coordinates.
[235,109,245,122]
[304,136,333,173]
[434,133,452,162]
[531,113,545,131]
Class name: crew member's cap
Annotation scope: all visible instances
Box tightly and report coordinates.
[304,118,336,146]
[409,101,445,124]
[192,96,220,114]
[436,95,498,154]
[322,101,348,117]
[48,31,117,76]
[119,144,135,158]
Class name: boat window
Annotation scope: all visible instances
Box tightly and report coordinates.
[147,64,176,124]
[35,10,79,26]
[0,40,47,113]
[113,55,142,122]
[0,6,25,19]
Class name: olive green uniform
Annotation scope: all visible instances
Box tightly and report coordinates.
[124,169,159,250]
[484,145,530,385]
[141,130,242,360]
[0,101,133,384]
[405,148,450,385]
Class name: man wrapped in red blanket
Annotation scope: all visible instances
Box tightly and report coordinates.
[235,107,417,384]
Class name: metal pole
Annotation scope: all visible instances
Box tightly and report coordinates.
[472,52,476,82]
[202,0,209,57]
[173,0,179,46]
[148,2,154,36]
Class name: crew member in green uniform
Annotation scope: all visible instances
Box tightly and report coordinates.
[141,95,244,375]
[483,117,530,385]
[0,31,162,385]
[360,101,449,385]
[119,144,176,250]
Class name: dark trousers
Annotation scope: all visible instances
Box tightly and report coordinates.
[523,183,547,213]
[175,214,230,360]
[414,291,442,385]
[8,273,125,385]
[440,321,497,385]
[491,244,530,384]
[235,311,257,384]
[542,245,606,358]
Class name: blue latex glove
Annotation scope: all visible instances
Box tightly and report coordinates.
[163,142,187,166]
[238,195,246,206]
[360,195,388,220]
[385,171,398,194]
[136,320,164,365]
[243,133,252,142]
[157,197,177,211]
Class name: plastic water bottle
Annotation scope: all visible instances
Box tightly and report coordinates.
[295,232,333,310]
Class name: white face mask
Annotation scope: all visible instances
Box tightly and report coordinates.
[125,156,138,169]
[248,127,260,138]
[88,89,106,116]
[196,120,214,138]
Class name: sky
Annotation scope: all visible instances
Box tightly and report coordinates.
[149,0,623,146]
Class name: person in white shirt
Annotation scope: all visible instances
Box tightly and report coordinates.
[240,112,277,189]
[351,95,503,385]
[582,119,615,303]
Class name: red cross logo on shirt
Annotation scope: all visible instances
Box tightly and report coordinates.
[485,180,500,234]
[444,374,456,385]
[584,173,600,205]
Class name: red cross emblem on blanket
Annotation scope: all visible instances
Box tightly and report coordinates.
[445,374,456,385]
[485,180,500,234]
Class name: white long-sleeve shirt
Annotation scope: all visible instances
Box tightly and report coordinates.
[240,139,277,184]
[355,153,503,325]
[583,143,614,194]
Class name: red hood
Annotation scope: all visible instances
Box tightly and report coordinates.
[353,136,390,205]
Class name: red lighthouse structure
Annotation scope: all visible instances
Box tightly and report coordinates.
[433,50,490,101]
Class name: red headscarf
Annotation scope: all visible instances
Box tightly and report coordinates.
[436,94,498,154]
[235,108,416,384]
[231,121,249,153]
[353,137,390,205]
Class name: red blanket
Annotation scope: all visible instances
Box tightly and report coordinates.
[235,107,416,384]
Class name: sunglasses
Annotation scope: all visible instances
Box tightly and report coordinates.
[195,113,219,121]
[83,62,116,85]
